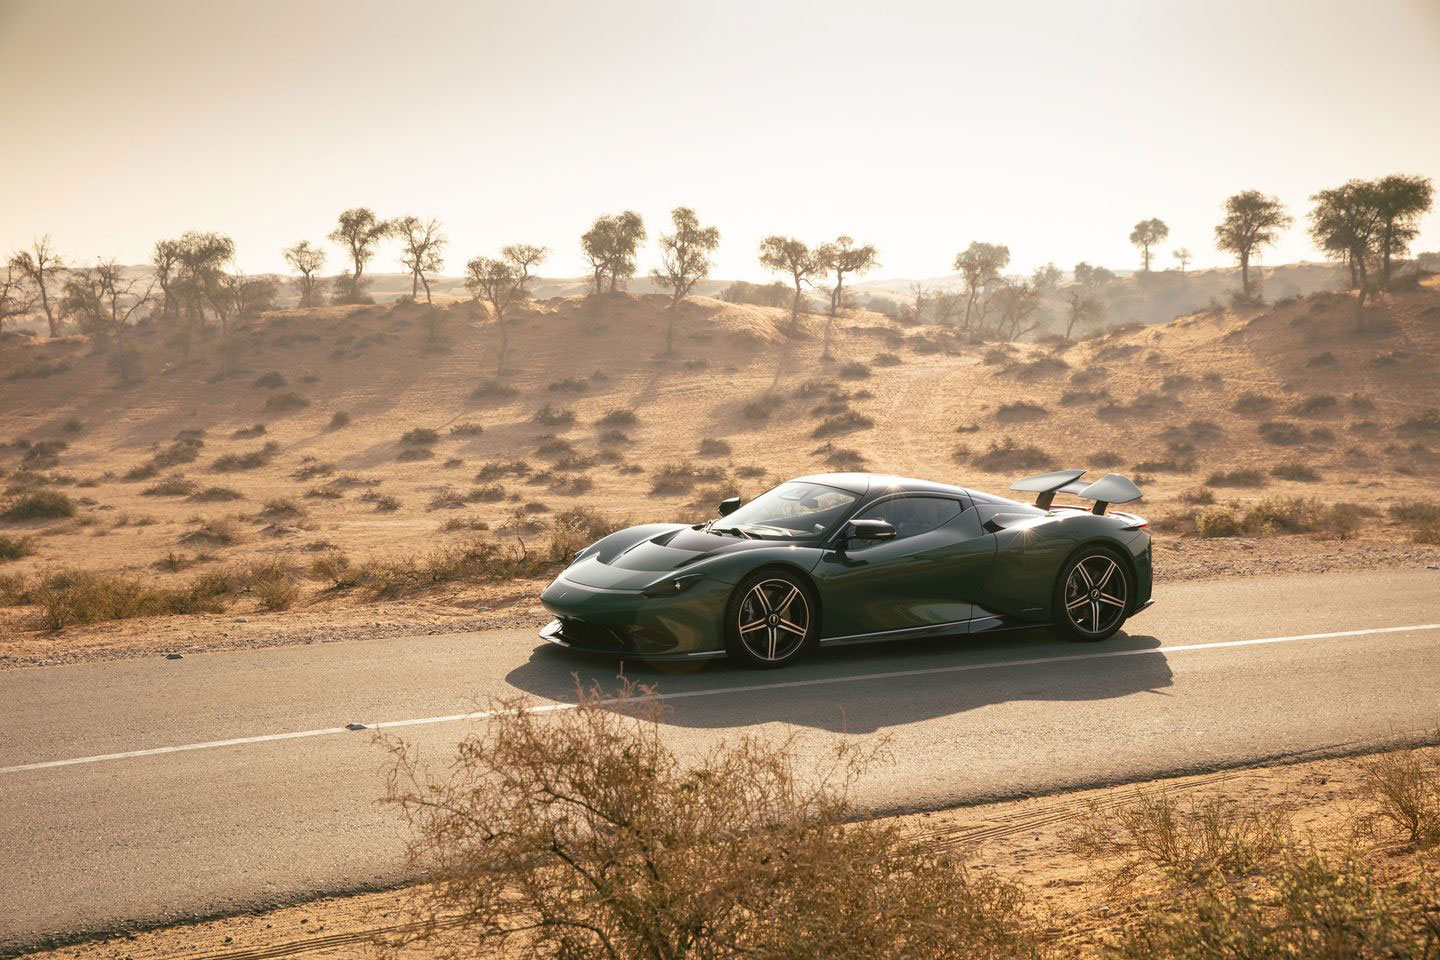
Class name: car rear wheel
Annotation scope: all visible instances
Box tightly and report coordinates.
[724,570,818,668]
[1052,546,1132,642]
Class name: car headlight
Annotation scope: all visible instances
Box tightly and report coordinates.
[641,573,704,598]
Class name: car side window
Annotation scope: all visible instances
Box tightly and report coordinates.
[855,496,964,541]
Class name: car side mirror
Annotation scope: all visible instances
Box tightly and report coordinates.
[717,496,741,517]
[843,518,896,544]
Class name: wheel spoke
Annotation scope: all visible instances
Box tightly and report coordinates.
[776,586,800,615]
[1097,560,1118,591]
[1090,601,1101,631]
[767,627,779,659]
[1066,595,1089,611]
[1098,592,1125,608]
[778,618,806,636]
[751,587,772,613]
[1075,563,1094,588]
[739,619,768,634]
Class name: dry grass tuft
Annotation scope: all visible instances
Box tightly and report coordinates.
[0,535,35,561]
[973,439,1054,473]
[2,489,76,522]
[1356,745,1440,848]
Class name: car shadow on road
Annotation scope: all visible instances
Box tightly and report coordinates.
[503,629,1173,734]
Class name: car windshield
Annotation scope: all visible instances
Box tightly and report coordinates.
[710,481,858,540]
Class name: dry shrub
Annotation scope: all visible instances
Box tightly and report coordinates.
[2,490,76,521]
[1068,792,1292,890]
[697,437,732,457]
[190,486,244,502]
[995,401,1046,424]
[213,442,279,472]
[30,568,234,629]
[291,461,335,481]
[474,459,531,482]
[598,408,639,427]
[449,421,485,436]
[382,682,1044,960]
[1207,468,1266,487]
[1179,488,1215,505]
[1272,461,1321,482]
[248,559,300,611]
[232,423,267,439]
[308,550,355,589]
[546,507,625,564]
[812,410,875,438]
[352,538,552,599]
[401,427,440,445]
[1292,394,1338,416]
[142,475,199,497]
[397,447,434,462]
[263,391,309,412]
[470,378,519,401]
[1232,391,1274,414]
[974,439,1054,473]
[838,360,872,379]
[252,371,287,389]
[531,404,576,427]
[0,572,30,605]
[361,492,402,512]
[181,516,244,546]
[742,394,781,422]
[548,376,588,392]
[1259,420,1305,445]
[874,351,902,366]
[0,535,35,561]
[1111,849,1440,959]
[327,410,352,430]
[1397,409,1440,436]
[1356,746,1440,847]
[1196,506,1243,538]
[1390,501,1440,527]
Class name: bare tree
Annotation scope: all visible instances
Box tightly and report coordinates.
[815,236,879,359]
[1371,174,1434,288]
[466,244,548,374]
[758,236,823,331]
[1129,218,1169,271]
[1309,180,1386,329]
[393,217,446,304]
[282,240,327,308]
[62,261,154,380]
[9,236,65,337]
[152,239,182,322]
[1172,247,1193,273]
[1215,191,1290,296]
[1063,291,1102,340]
[907,282,931,324]
[651,207,720,355]
[0,264,34,354]
[328,207,391,303]
[952,242,1009,333]
[993,278,1042,341]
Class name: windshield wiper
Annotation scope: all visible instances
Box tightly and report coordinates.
[709,525,754,539]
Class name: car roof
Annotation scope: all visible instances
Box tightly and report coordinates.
[791,472,988,500]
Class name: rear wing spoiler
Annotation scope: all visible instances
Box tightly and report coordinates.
[1011,470,1142,515]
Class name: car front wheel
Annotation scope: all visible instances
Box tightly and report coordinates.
[1052,547,1132,642]
[724,570,818,668]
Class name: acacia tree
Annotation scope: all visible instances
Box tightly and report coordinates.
[815,236,878,359]
[1309,180,1386,329]
[1129,218,1169,271]
[1073,262,1115,292]
[651,207,720,354]
[1371,174,1434,287]
[328,207,391,303]
[393,216,446,304]
[952,242,1009,333]
[152,239,182,321]
[583,211,647,295]
[466,244,548,374]
[172,231,235,361]
[758,236,823,330]
[1172,247,1193,273]
[9,236,65,337]
[1214,191,1290,296]
[1031,262,1062,292]
[282,240,327,307]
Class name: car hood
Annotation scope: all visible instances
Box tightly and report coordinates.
[563,525,806,590]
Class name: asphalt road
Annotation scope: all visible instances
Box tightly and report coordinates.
[2,568,1439,952]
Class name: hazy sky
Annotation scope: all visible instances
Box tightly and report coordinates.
[2,0,1438,283]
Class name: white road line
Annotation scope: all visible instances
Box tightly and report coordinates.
[4,622,1438,775]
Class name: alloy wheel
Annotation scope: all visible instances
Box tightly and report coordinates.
[736,578,810,662]
[1063,554,1128,635]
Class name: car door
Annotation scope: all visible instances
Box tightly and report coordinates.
[814,495,996,640]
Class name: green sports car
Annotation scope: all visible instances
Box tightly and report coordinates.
[539,470,1153,668]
